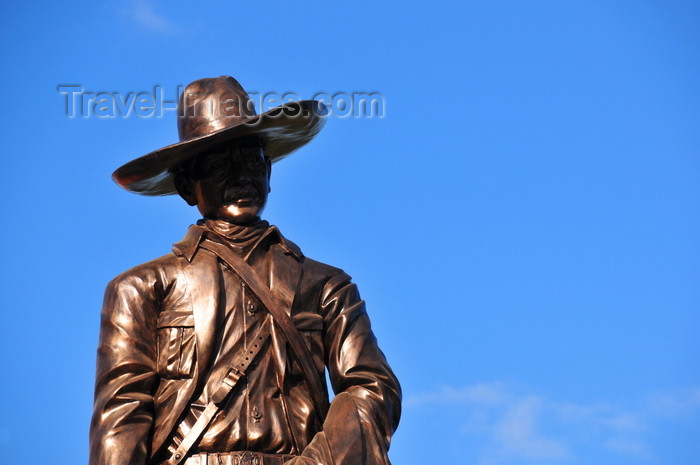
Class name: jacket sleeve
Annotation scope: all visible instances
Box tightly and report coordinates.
[90,271,160,465]
[296,272,402,465]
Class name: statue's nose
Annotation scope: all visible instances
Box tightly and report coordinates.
[232,162,253,182]
[221,161,254,189]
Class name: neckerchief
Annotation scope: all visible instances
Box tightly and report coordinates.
[198,218,270,255]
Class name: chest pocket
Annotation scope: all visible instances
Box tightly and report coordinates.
[156,310,195,379]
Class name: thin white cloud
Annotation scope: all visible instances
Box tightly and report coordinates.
[407,383,700,464]
[601,411,646,432]
[409,384,569,464]
[493,397,569,460]
[406,382,510,406]
[554,400,647,434]
[130,0,181,34]
[604,437,652,459]
[645,387,700,418]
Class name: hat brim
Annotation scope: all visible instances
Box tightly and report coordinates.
[112,100,327,196]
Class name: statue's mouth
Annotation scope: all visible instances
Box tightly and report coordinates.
[230,196,259,206]
[224,185,260,205]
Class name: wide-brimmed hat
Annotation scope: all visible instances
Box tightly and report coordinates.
[112,76,328,195]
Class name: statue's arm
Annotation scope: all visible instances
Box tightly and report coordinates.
[90,270,159,465]
[298,272,402,465]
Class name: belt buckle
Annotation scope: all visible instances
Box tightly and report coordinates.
[236,452,261,465]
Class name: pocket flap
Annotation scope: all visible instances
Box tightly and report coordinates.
[292,312,323,331]
[157,310,194,328]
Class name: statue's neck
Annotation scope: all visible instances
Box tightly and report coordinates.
[198,218,269,250]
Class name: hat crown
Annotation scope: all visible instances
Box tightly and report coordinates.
[177,76,257,141]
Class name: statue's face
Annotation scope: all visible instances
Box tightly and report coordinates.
[179,136,270,224]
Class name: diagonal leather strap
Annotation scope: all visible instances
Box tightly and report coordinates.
[199,234,329,424]
[167,318,272,465]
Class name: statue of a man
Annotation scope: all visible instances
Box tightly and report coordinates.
[90,76,401,465]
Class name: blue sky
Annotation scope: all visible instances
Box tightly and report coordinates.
[0,1,698,464]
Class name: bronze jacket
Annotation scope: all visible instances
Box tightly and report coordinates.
[90,225,401,465]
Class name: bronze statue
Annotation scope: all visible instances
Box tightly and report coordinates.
[90,76,401,465]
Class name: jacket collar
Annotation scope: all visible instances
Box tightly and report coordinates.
[172,222,303,263]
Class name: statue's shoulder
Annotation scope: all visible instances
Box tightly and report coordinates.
[300,254,348,280]
[106,226,202,293]
[274,229,347,281]
[277,238,351,293]
[107,251,184,292]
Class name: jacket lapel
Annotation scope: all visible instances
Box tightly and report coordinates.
[186,248,223,381]
[243,226,303,315]
[173,225,223,376]
[267,243,301,314]
[243,228,303,397]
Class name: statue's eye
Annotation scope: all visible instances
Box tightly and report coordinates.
[203,158,230,176]
[242,154,265,172]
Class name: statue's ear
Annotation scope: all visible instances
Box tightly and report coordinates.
[174,173,198,206]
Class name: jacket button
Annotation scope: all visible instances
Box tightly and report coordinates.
[252,406,263,422]
[247,301,257,315]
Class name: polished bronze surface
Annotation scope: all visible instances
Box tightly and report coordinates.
[91,76,401,465]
